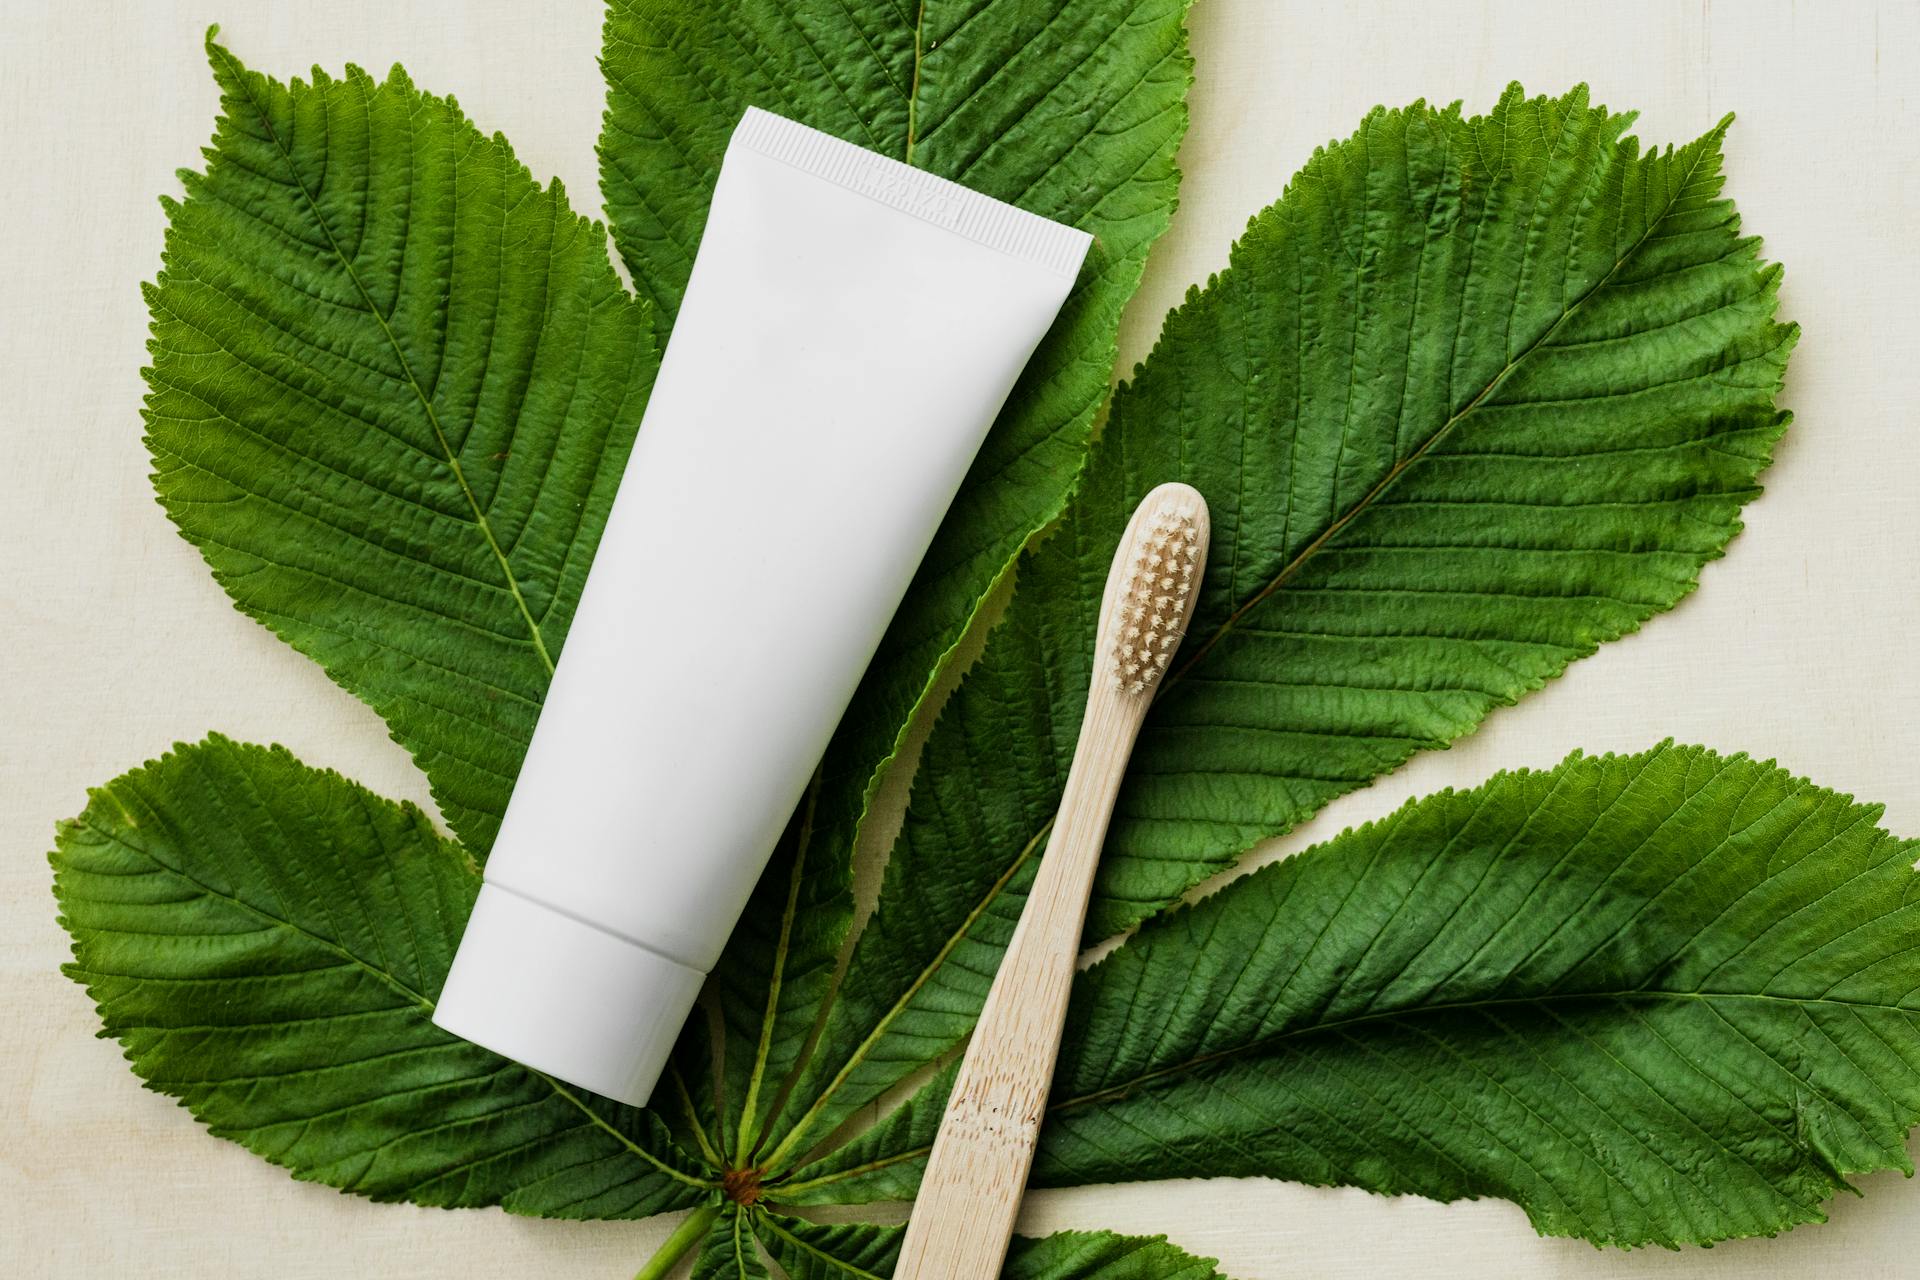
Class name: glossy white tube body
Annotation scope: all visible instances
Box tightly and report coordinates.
[432,107,1090,1107]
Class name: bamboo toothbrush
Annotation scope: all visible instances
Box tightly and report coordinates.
[894,482,1210,1279]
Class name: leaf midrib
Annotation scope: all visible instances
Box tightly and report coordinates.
[774,987,1920,1196]
[735,772,823,1162]
[903,0,928,165]
[1168,139,1715,680]
[758,1213,889,1280]
[79,796,711,1191]
[1046,987,1920,1114]
[212,44,557,678]
[760,814,1055,1169]
[764,125,1720,1170]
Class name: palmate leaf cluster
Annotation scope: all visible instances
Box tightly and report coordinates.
[48,4,1920,1278]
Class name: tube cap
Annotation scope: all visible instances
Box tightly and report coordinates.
[432,883,704,1108]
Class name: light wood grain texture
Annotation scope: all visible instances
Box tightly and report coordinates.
[7,3,1920,1277]
[895,485,1209,1279]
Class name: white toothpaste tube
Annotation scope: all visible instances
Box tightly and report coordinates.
[432,106,1091,1107]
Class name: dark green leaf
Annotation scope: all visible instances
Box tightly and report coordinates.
[765,85,1796,1165]
[78,32,1866,1263]
[145,34,655,852]
[694,1204,772,1280]
[779,1059,958,1204]
[753,1216,900,1280]
[51,735,709,1216]
[1040,743,1920,1247]
[1004,1232,1226,1280]
[755,1217,1226,1280]
[798,744,1920,1249]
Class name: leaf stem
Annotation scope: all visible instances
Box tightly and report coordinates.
[634,1202,722,1280]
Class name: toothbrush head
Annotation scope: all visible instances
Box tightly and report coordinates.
[1108,483,1210,697]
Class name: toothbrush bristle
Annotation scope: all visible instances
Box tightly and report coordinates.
[1114,507,1202,695]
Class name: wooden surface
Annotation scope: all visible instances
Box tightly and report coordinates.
[6,1,1920,1276]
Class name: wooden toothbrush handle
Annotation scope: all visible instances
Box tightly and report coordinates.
[893,691,1143,1280]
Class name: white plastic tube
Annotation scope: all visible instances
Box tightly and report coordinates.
[432,107,1091,1107]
